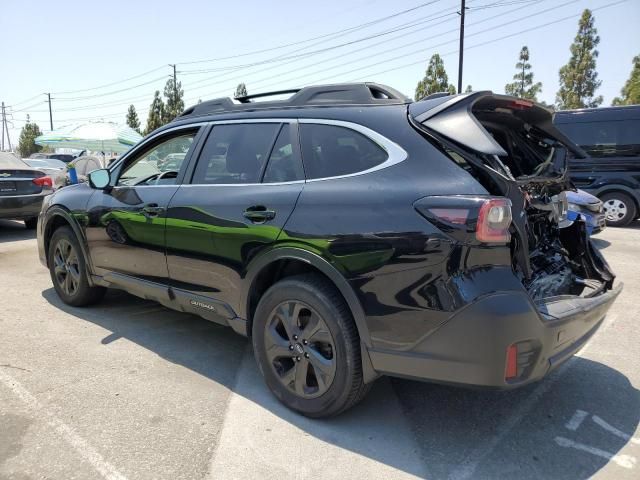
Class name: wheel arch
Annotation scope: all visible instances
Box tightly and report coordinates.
[241,248,371,346]
[241,248,378,383]
[43,206,95,282]
[592,185,640,210]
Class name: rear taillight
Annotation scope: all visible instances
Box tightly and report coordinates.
[32,176,53,188]
[476,198,512,243]
[505,344,518,380]
[414,195,512,244]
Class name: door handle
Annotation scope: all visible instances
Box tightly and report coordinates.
[243,205,276,223]
[142,203,165,217]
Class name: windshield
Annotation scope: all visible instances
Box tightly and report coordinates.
[0,152,30,169]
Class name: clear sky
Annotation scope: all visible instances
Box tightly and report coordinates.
[1,0,638,147]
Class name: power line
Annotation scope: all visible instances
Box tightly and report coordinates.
[346,0,628,83]
[185,0,546,101]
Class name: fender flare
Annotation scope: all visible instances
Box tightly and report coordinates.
[43,205,96,283]
[241,247,372,348]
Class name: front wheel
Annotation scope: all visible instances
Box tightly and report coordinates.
[48,226,106,306]
[601,192,637,227]
[252,274,371,418]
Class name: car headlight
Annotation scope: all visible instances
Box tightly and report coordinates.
[567,202,581,212]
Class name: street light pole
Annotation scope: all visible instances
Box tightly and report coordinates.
[457,0,466,94]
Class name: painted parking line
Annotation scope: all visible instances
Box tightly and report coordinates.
[592,415,640,445]
[207,351,426,480]
[0,368,127,480]
[554,436,637,469]
[565,409,589,431]
[449,313,619,480]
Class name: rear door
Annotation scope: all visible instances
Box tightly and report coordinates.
[165,121,305,314]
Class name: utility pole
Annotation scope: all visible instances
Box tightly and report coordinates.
[1,102,5,151]
[169,64,177,114]
[46,93,53,130]
[1,102,11,151]
[457,0,467,94]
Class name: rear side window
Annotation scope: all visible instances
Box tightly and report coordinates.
[192,123,280,184]
[299,124,388,179]
[556,119,640,158]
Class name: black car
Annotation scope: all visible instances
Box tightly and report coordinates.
[0,152,54,229]
[30,152,76,163]
[554,105,640,227]
[36,84,621,417]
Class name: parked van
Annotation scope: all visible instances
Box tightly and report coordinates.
[554,105,640,226]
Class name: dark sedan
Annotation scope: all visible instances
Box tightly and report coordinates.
[0,152,54,229]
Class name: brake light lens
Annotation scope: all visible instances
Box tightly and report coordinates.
[32,176,53,188]
[476,198,512,243]
[508,99,533,109]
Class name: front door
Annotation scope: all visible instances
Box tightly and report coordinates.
[165,121,305,313]
[85,128,201,281]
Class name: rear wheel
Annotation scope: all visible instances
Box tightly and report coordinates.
[252,274,371,417]
[24,218,37,229]
[48,226,106,306]
[601,192,637,227]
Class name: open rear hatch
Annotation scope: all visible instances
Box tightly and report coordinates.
[409,92,619,306]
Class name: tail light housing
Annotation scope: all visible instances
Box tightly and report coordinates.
[32,176,53,188]
[414,195,512,244]
[476,198,512,243]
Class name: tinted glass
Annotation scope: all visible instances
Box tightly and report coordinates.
[263,125,304,183]
[299,124,388,179]
[118,133,196,186]
[557,119,640,157]
[192,123,280,184]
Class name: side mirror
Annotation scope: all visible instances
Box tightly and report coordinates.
[88,169,111,189]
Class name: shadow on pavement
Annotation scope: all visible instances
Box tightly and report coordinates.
[0,220,35,244]
[42,288,639,479]
[591,237,611,249]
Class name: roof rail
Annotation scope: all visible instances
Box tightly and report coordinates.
[178,83,411,118]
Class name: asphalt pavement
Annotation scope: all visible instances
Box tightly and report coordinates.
[0,219,638,480]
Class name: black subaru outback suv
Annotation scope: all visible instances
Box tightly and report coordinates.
[37,83,621,417]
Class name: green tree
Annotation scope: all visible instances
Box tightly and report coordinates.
[505,46,542,101]
[464,85,473,93]
[145,91,165,136]
[556,9,603,109]
[414,54,456,100]
[234,83,248,98]
[125,105,141,133]
[17,116,43,157]
[612,55,640,105]
[163,78,185,122]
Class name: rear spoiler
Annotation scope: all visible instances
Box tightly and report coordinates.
[409,91,587,159]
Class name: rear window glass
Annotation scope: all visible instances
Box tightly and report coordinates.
[299,124,388,179]
[556,119,640,158]
[0,153,28,169]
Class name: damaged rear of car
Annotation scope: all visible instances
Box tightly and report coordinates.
[391,92,622,386]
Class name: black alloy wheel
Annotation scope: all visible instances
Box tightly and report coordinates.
[264,300,337,398]
[52,238,81,297]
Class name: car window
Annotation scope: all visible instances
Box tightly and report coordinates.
[192,123,280,184]
[262,125,304,183]
[118,132,196,186]
[0,152,29,169]
[299,123,388,179]
[557,119,640,158]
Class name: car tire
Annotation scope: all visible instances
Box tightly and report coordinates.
[252,273,371,418]
[48,226,106,307]
[24,218,37,229]
[601,192,637,227]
